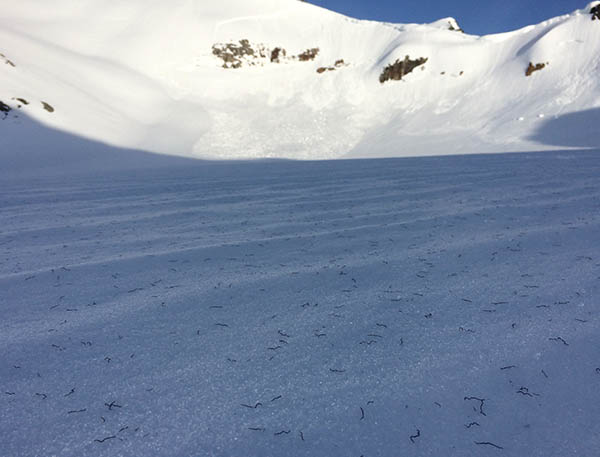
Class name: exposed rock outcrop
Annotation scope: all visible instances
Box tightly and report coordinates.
[448,21,464,33]
[379,56,428,83]
[316,66,333,73]
[212,40,320,68]
[0,100,11,118]
[13,97,29,106]
[271,47,286,63]
[298,48,319,61]
[42,101,54,112]
[591,4,600,21]
[212,39,262,68]
[525,62,546,76]
[316,59,347,74]
[1,52,16,67]
[0,98,54,119]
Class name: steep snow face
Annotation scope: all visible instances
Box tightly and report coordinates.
[0,0,599,160]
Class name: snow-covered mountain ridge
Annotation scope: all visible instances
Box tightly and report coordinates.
[1,0,599,160]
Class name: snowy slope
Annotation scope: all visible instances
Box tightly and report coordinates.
[2,152,600,456]
[0,0,599,160]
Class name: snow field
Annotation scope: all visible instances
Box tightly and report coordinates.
[1,152,600,456]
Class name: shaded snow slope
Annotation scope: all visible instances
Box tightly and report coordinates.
[0,112,200,177]
[2,152,600,456]
[1,0,600,160]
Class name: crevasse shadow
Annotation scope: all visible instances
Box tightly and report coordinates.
[527,107,600,149]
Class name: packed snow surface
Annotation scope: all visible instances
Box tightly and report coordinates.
[1,1,600,455]
[2,151,600,456]
[1,0,599,159]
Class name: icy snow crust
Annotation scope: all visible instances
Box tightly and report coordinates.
[0,0,599,160]
[2,152,600,456]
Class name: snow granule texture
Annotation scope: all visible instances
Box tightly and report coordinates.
[1,151,599,456]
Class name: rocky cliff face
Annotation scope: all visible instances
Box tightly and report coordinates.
[212,40,320,69]
[379,56,428,83]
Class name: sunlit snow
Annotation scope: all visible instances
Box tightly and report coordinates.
[1,0,599,159]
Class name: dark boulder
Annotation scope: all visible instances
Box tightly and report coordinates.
[591,4,600,21]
